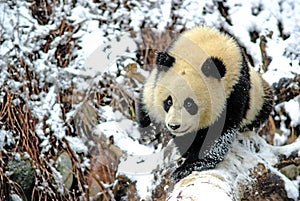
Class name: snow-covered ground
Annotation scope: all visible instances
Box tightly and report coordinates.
[1,0,300,200]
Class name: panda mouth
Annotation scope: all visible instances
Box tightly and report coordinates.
[169,127,192,136]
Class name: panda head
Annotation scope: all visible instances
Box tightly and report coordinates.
[143,26,242,136]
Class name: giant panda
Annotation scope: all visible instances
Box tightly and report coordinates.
[138,26,273,181]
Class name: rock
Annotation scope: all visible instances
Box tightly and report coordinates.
[280,164,300,180]
[56,151,73,190]
[8,156,35,201]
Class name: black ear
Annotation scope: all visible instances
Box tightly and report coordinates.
[156,51,175,72]
[201,57,226,79]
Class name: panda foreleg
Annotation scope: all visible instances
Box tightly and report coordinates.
[135,99,151,128]
[171,129,237,182]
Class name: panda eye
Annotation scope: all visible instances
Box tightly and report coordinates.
[167,98,172,106]
[184,98,198,115]
[185,101,192,108]
[163,96,173,112]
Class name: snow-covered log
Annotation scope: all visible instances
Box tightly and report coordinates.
[167,131,300,201]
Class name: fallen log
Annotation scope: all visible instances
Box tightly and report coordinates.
[167,131,300,201]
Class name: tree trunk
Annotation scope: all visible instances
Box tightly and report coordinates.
[167,131,300,201]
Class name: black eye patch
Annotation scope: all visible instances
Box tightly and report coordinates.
[163,95,173,112]
[184,97,198,115]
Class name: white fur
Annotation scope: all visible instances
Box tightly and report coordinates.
[242,68,265,125]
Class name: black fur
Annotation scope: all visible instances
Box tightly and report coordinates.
[201,57,227,79]
[136,98,151,128]
[172,128,237,181]
[156,51,176,71]
[227,57,251,128]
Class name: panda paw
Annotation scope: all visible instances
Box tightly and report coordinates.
[171,159,216,182]
[171,165,192,182]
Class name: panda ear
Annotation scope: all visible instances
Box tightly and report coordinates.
[201,57,226,79]
[155,51,175,72]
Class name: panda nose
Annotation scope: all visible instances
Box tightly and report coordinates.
[168,123,180,130]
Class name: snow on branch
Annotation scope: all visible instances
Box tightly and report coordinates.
[167,131,300,201]
[272,74,300,105]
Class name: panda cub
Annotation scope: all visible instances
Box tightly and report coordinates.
[139,26,273,181]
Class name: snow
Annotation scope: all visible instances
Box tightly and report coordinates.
[0,130,14,149]
[273,95,300,145]
[168,172,233,201]
[65,136,88,155]
[284,95,300,127]
[279,168,300,200]
[84,34,136,74]
[94,106,159,199]
[10,194,22,201]
[95,121,153,155]
[80,29,105,57]
[263,36,300,84]
[1,0,300,200]
[93,106,180,199]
